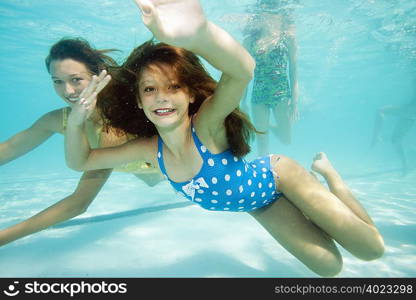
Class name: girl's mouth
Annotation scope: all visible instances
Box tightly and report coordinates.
[66,96,81,103]
[154,108,176,116]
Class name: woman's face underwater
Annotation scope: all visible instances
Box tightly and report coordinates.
[49,58,93,105]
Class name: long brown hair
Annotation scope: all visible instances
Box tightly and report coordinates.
[98,40,257,157]
[45,37,119,75]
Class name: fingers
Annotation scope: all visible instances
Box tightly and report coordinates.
[78,73,99,100]
[133,0,154,26]
[134,0,153,16]
[78,95,98,120]
[76,70,111,119]
[79,70,111,104]
[79,94,97,111]
[95,72,112,95]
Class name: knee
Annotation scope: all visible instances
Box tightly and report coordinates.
[359,234,385,261]
[309,252,343,277]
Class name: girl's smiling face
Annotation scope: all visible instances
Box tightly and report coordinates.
[49,58,93,105]
[138,64,194,130]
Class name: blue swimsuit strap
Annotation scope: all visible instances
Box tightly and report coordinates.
[157,123,209,180]
[190,125,212,159]
[156,136,167,176]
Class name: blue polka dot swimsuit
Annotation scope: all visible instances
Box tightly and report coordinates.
[157,125,282,212]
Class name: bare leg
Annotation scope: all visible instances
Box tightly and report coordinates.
[250,196,343,277]
[370,109,384,148]
[273,154,384,261]
[371,105,405,148]
[311,152,375,225]
[391,118,414,176]
[252,103,270,156]
[271,101,293,145]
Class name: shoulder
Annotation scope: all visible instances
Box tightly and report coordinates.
[193,114,228,152]
[35,107,68,134]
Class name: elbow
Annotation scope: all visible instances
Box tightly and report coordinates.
[68,205,87,218]
[245,56,255,81]
[67,163,85,172]
[67,205,89,220]
[67,162,88,172]
[67,196,94,217]
[238,61,255,87]
[73,203,89,216]
[66,155,89,172]
[237,53,255,83]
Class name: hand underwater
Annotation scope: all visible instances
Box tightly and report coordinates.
[68,70,111,126]
[133,0,207,49]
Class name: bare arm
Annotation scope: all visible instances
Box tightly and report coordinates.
[240,36,254,114]
[0,169,112,246]
[240,87,251,115]
[135,0,255,130]
[0,109,62,165]
[65,70,153,171]
[66,119,153,171]
[188,22,255,127]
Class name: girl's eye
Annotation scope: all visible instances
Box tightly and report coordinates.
[144,87,155,93]
[53,79,63,85]
[171,84,181,90]
[71,77,83,84]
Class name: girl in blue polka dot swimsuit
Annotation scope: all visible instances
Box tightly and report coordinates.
[157,124,282,212]
[66,0,384,276]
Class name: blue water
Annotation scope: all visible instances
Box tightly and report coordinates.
[0,0,415,277]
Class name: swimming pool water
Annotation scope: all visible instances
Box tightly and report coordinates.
[0,0,415,277]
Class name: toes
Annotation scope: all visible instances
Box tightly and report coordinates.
[313,153,321,161]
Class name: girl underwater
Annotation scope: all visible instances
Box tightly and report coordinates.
[64,0,384,276]
[0,37,163,246]
[242,0,299,154]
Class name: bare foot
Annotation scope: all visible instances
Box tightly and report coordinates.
[311,152,337,178]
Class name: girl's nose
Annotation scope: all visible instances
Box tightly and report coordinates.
[156,90,169,103]
[64,83,76,96]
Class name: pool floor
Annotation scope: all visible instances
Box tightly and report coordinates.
[0,169,415,277]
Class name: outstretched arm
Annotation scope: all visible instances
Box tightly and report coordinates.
[240,36,254,115]
[134,0,255,125]
[0,169,112,246]
[0,110,62,165]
